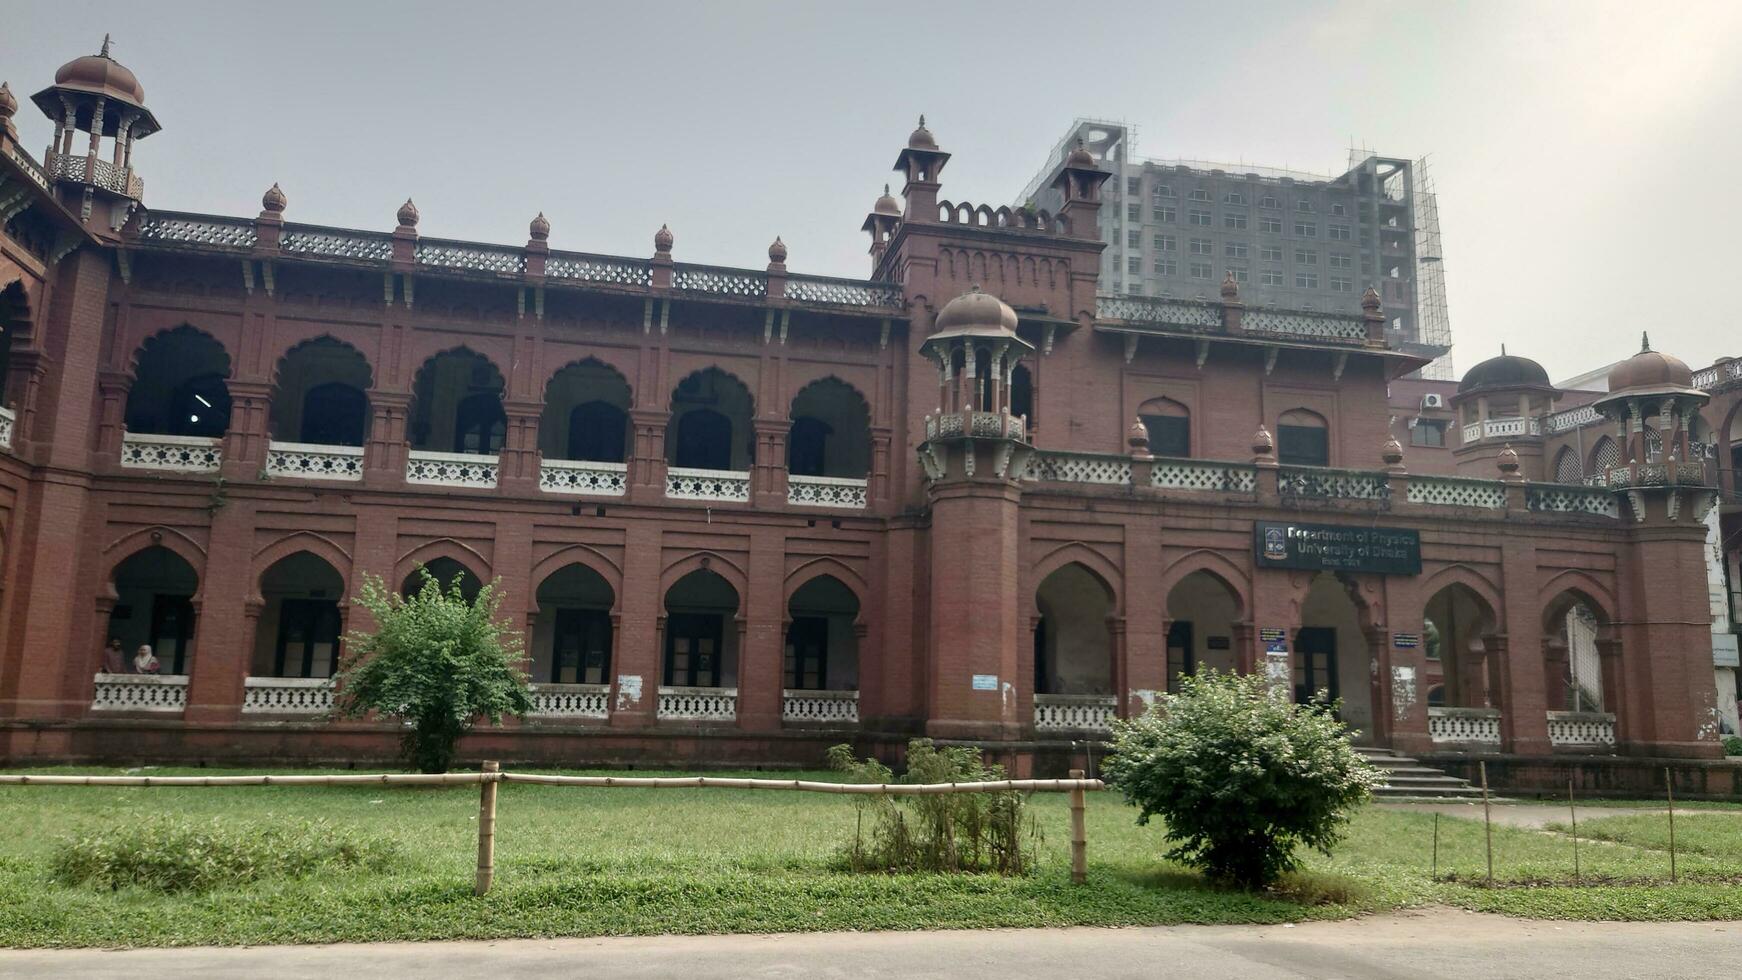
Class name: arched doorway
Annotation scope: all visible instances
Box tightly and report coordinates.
[1544,590,1609,713]
[253,552,345,678]
[108,546,200,675]
[1033,563,1114,695]
[1423,582,1499,709]
[541,359,632,463]
[271,338,372,446]
[787,379,871,479]
[668,369,753,471]
[1296,572,1374,734]
[125,328,232,438]
[409,349,505,455]
[785,575,860,691]
[1164,570,1241,693]
[534,563,616,685]
[402,557,483,604]
[663,569,739,688]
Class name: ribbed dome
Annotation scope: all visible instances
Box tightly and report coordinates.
[933,286,1017,336]
[873,184,901,216]
[1458,352,1551,394]
[54,50,145,106]
[1608,334,1694,393]
[908,115,937,150]
[1065,139,1095,168]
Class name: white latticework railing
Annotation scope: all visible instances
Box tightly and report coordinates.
[1029,451,1132,486]
[924,411,1026,441]
[1279,466,1388,500]
[1094,295,1222,329]
[785,276,904,308]
[787,475,868,509]
[1034,694,1117,733]
[666,467,751,502]
[242,676,334,714]
[1243,309,1367,342]
[1462,417,1542,443]
[280,226,394,262]
[1547,711,1616,748]
[1427,706,1502,744]
[782,689,860,725]
[1692,360,1742,390]
[1407,476,1507,509]
[672,265,767,298]
[1527,485,1621,518]
[544,252,653,287]
[406,450,498,489]
[91,673,188,713]
[1545,404,1601,433]
[265,441,364,481]
[657,686,738,722]
[120,432,222,473]
[1151,458,1258,493]
[0,405,13,452]
[528,683,611,720]
[539,459,628,496]
[417,240,526,275]
[139,212,258,249]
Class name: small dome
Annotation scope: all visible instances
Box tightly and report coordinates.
[908,114,937,150]
[53,43,146,106]
[874,184,901,216]
[1608,333,1694,393]
[768,236,787,264]
[1458,351,1551,394]
[261,183,287,214]
[529,212,550,241]
[1065,139,1095,168]
[654,223,674,252]
[933,286,1017,335]
[396,199,419,227]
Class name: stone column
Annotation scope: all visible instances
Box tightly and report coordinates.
[363,391,410,489]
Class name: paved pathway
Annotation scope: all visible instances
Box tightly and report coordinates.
[5,910,1739,979]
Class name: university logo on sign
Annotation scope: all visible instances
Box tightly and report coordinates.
[1262,527,1288,561]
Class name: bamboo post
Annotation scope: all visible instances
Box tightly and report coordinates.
[475,761,500,896]
[1479,760,1493,885]
[1068,768,1087,884]
[1568,779,1580,884]
[1431,812,1439,878]
[1665,767,1677,883]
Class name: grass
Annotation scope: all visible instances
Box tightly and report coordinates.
[2,766,1741,947]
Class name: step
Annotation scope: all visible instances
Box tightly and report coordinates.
[1351,745,1489,799]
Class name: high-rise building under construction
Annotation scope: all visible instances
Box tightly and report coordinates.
[1021,121,1453,376]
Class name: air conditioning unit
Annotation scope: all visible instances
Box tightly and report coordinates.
[1421,392,1445,410]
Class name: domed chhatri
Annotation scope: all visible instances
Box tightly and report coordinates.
[873,184,901,216]
[654,223,674,253]
[907,114,937,150]
[1607,332,1696,394]
[260,182,287,214]
[396,199,419,228]
[52,36,147,106]
[932,285,1018,336]
[768,236,787,264]
[529,212,550,241]
[1065,138,1096,169]
[1457,349,1552,395]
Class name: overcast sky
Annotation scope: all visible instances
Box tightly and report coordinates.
[5,1,1740,381]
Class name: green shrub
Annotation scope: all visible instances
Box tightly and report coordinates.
[333,568,533,773]
[51,817,397,893]
[828,739,1037,875]
[1101,669,1380,889]
[1722,735,1742,756]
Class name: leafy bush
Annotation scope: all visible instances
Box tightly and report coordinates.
[828,739,1037,875]
[1101,669,1380,889]
[334,568,533,773]
[1723,735,1742,756]
[52,817,396,893]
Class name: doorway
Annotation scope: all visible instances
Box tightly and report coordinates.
[1293,626,1339,706]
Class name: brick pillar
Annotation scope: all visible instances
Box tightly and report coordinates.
[627,408,669,507]
[610,522,661,728]
[752,418,788,510]
[363,391,409,490]
[1497,533,1552,754]
[498,402,541,494]
[94,371,131,461]
[185,501,258,724]
[222,380,272,480]
[738,526,786,732]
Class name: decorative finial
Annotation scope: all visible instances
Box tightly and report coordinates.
[100,34,112,58]
[1641,331,1651,353]
[261,182,287,214]
[1381,435,1405,472]
[529,211,550,241]
[1251,425,1275,458]
[1497,442,1521,480]
[1361,284,1382,313]
[396,198,419,228]
[0,82,16,121]
[884,183,890,195]
[1128,417,1150,455]
[768,236,787,264]
[1501,343,1507,356]
[1220,269,1239,301]
[654,223,674,253]
[918,114,926,128]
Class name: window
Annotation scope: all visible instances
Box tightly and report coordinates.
[1331,203,1347,216]
[1259,245,1283,262]
[1295,272,1319,288]
[1260,195,1281,209]
[1126,177,1142,195]
[1329,224,1352,241]
[552,609,612,684]
[1154,259,1177,275]
[1330,277,1353,292]
[1224,212,1247,230]
[1189,188,1212,202]
[1141,404,1190,457]
[1294,222,1317,238]
[1410,419,1447,447]
[1153,183,1175,198]
[1260,216,1282,233]
[1127,257,1142,274]
[1127,230,1141,247]
[1329,253,1353,269]
[1223,191,1246,206]
[1189,209,1213,226]
[1190,238,1213,255]
[1294,249,1317,264]
[1127,204,1140,221]
[569,401,628,462]
[1190,262,1214,279]
[1224,242,1248,258]
[1127,283,1144,295]
[1229,268,1249,283]
[1295,200,1314,213]
[664,613,722,687]
[1277,409,1329,466]
[674,408,732,469]
[274,599,341,679]
[454,392,507,454]
[1153,234,1175,251]
[1260,270,1284,286]
[785,617,830,690]
[1153,206,1176,222]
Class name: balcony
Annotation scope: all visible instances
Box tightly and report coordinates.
[264,442,364,482]
[91,672,188,713]
[242,676,334,714]
[1033,694,1117,734]
[657,686,738,722]
[528,683,611,721]
[405,450,498,489]
[923,410,1027,442]
[1460,417,1541,443]
[46,151,144,198]
[781,689,859,726]
[665,467,750,503]
[120,432,222,473]
[1427,706,1501,745]
[539,459,628,497]
[786,474,868,509]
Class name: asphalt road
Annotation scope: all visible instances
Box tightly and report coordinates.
[4,910,1739,979]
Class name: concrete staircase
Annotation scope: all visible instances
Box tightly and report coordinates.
[1356,746,1486,800]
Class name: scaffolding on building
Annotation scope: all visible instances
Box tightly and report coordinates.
[1413,155,1453,379]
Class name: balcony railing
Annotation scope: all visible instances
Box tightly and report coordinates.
[1461,417,1541,443]
[91,673,188,713]
[666,466,750,503]
[1547,710,1616,748]
[1150,458,1258,493]
[1526,484,1622,518]
[1033,694,1117,733]
[781,689,859,725]
[657,686,738,722]
[1407,475,1507,510]
[787,474,868,509]
[264,442,364,481]
[120,432,222,473]
[1545,404,1601,433]
[405,450,498,489]
[1427,706,1502,744]
[0,405,13,452]
[528,683,611,720]
[1027,451,1131,486]
[242,676,334,714]
[538,459,628,496]
[924,410,1027,441]
[46,151,143,197]
[1278,465,1388,500]
[1692,360,1742,390]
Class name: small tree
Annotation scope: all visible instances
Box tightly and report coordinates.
[1101,669,1379,889]
[333,568,532,773]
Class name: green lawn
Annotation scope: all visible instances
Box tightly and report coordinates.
[2,767,1740,947]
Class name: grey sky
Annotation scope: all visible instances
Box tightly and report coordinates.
[6,1,1740,382]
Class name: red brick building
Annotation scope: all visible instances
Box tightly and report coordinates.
[0,47,1732,790]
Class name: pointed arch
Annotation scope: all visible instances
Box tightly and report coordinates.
[1158,550,1251,620]
[126,324,232,377]
[393,537,491,588]
[270,334,376,390]
[251,531,354,594]
[1029,543,1122,614]
[1539,570,1617,626]
[660,550,750,597]
[102,525,207,583]
[529,545,623,612]
[783,556,870,610]
[1418,563,1505,621]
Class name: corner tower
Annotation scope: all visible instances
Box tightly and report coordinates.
[31,36,159,232]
